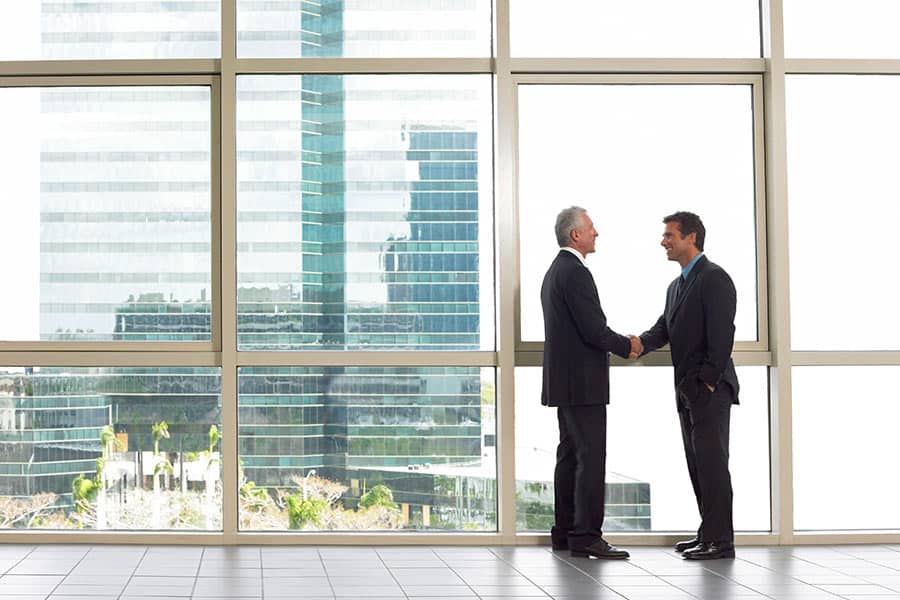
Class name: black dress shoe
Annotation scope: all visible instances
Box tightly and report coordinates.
[551,540,568,551]
[683,542,735,560]
[674,537,701,553]
[571,539,629,559]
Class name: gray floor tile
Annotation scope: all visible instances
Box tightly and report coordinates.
[63,573,131,585]
[198,565,263,577]
[469,584,550,597]
[7,561,78,576]
[0,574,65,595]
[120,596,192,600]
[818,583,899,595]
[383,559,448,568]
[15,543,900,600]
[52,584,128,595]
[48,596,118,600]
[401,586,477,597]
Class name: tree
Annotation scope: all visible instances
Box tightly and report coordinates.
[150,421,172,529]
[202,425,221,529]
[359,484,398,510]
[0,493,60,528]
[96,424,124,529]
[285,494,327,529]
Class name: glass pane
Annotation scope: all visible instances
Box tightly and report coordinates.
[794,367,900,530]
[785,0,900,58]
[511,0,759,58]
[238,367,496,531]
[237,0,491,58]
[518,85,759,343]
[787,76,900,350]
[516,366,770,533]
[0,367,221,530]
[0,86,212,342]
[236,75,494,351]
[0,1,220,60]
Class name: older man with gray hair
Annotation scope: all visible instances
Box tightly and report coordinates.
[540,206,641,559]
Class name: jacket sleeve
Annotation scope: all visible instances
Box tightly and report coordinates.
[639,313,669,354]
[699,268,737,387]
[563,265,631,359]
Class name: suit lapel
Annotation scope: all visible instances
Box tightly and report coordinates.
[667,255,708,319]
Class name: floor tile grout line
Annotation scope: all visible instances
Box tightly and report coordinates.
[190,545,205,599]
[489,547,625,600]
[715,552,851,600]
[255,545,263,600]
[42,544,92,600]
[317,546,337,600]
[825,544,900,579]
[750,551,889,598]
[374,545,413,600]
[0,543,38,576]
[659,558,783,600]
[116,545,149,600]
[435,547,503,600]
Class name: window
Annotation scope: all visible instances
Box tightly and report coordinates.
[787,75,900,350]
[0,86,213,342]
[0,2,220,60]
[238,367,496,531]
[236,75,494,351]
[510,1,759,58]
[784,0,900,58]
[793,367,900,530]
[0,367,222,530]
[237,0,491,58]
[515,367,770,533]
[517,83,761,345]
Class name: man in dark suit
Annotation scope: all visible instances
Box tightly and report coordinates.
[639,211,740,560]
[541,206,639,559]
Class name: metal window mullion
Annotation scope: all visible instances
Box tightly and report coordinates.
[493,0,518,544]
[219,0,239,544]
[786,58,900,74]
[509,57,767,74]
[0,351,219,367]
[0,74,217,87]
[235,351,497,367]
[792,352,900,366]
[762,0,794,545]
[232,57,493,75]
[0,59,220,77]
[514,351,772,369]
[512,73,763,86]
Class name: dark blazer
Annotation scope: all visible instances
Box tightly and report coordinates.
[640,255,740,407]
[541,250,631,407]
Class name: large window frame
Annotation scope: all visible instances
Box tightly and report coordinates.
[0,0,897,546]
[510,74,770,358]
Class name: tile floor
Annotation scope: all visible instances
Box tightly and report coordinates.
[1,544,900,599]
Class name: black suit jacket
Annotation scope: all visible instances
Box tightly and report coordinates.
[640,255,740,408]
[541,250,631,407]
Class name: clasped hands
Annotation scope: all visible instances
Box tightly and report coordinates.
[628,335,643,360]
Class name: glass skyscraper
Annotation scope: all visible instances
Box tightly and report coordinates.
[1,1,491,528]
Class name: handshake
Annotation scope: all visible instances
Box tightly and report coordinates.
[628,335,643,360]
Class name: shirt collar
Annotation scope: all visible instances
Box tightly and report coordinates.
[682,252,704,280]
[560,246,587,267]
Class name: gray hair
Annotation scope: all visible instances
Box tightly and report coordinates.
[554,206,586,247]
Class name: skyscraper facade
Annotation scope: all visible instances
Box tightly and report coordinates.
[3,1,493,529]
